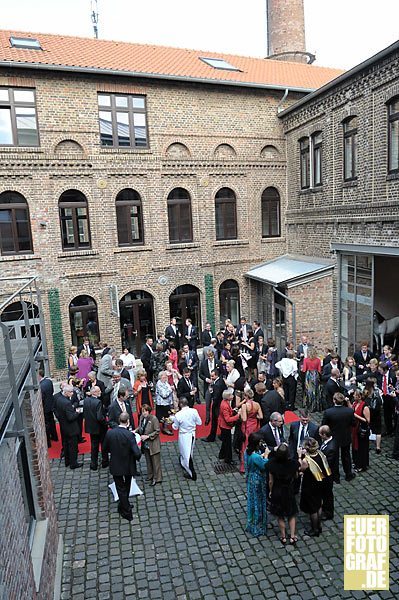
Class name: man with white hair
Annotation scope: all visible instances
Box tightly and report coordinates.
[53,383,82,469]
[171,397,202,480]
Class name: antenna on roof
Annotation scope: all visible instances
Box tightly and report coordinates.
[91,0,99,39]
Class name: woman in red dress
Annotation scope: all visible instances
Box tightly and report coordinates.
[302,348,322,412]
[239,389,263,473]
[349,389,370,472]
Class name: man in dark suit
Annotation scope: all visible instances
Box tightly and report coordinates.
[108,387,134,430]
[259,385,285,426]
[203,369,226,438]
[165,317,181,350]
[177,368,197,407]
[237,317,252,343]
[321,353,340,383]
[354,342,374,377]
[106,372,133,405]
[322,392,356,482]
[319,424,339,519]
[184,318,198,350]
[259,412,285,451]
[378,361,397,435]
[84,371,106,395]
[201,322,213,347]
[38,369,57,447]
[199,350,221,398]
[83,385,108,470]
[182,343,199,396]
[77,336,96,360]
[140,336,154,381]
[288,408,320,459]
[53,384,82,469]
[325,368,347,407]
[252,321,264,344]
[102,411,141,521]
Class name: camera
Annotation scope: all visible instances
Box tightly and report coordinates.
[259,441,267,452]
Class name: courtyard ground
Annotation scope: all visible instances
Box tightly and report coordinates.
[51,429,398,600]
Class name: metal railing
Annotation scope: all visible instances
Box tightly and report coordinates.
[0,277,48,442]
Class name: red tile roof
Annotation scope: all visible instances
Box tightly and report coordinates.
[0,30,343,91]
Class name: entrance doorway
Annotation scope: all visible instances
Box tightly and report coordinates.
[219,279,240,327]
[119,290,155,356]
[169,285,201,330]
[274,290,287,355]
[69,295,99,348]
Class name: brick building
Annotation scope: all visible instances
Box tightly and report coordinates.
[280,40,399,357]
[0,278,61,599]
[0,30,341,372]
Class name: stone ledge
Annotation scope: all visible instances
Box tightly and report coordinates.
[113,246,153,254]
[57,250,99,259]
[166,242,200,251]
[212,239,249,247]
[0,254,39,262]
[261,237,286,243]
[387,172,399,181]
[31,518,48,593]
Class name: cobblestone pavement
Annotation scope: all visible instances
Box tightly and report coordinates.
[51,426,399,600]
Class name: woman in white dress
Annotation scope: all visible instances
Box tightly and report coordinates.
[120,346,136,385]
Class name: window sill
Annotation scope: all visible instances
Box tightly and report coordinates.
[299,186,324,195]
[113,246,152,254]
[166,242,200,251]
[343,179,358,188]
[213,239,249,247]
[387,172,399,181]
[0,253,39,262]
[31,518,48,592]
[261,237,285,243]
[58,249,99,259]
[99,147,152,154]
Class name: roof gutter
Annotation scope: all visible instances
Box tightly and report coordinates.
[279,38,399,118]
[0,60,316,94]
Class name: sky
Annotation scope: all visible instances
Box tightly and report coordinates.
[1,0,399,70]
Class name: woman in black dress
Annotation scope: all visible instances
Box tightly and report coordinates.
[349,389,370,472]
[299,437,332,537]
[268,443,299,544]
[363,378,383,454]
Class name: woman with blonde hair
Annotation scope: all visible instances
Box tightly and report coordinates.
[302,347,322,411]
[68,345,78,375]
[238,388,263,473]
[155,370,174,435]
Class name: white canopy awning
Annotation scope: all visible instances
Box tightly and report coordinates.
[246,254,335,288]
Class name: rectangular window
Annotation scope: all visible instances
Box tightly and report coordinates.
[0,88,39,147]
[300,138,310,189]
[312,132,323,187]
[343,117,358,181]
[388,99,399,173]
[98,94,148,149]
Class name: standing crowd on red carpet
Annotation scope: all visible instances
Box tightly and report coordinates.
[39,319,399,526]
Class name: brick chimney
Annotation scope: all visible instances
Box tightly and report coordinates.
[266,0,310,63]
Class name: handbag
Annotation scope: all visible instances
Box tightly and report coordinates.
[359,421,370,438]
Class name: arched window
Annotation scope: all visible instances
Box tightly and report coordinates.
[69,295,99,347]
[167,188,193,243]
[169,285,201,329]
[219,280,240,326]
[0,191,33,255]
[261,187,281,238]
[343,116,358,181]
[59,190,91,250]
[388,97,399,173]
[116,189,144,246]
[215,187,237,240]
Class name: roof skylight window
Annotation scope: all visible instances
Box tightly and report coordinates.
[10,37,42,50]
[200,57,241,72]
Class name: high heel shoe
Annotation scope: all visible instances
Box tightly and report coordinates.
[304,529,320,537]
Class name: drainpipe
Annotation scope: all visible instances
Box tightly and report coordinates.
[273,287,296,345]
[277,88,289,113]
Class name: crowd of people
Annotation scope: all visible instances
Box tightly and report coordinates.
[38,319,399,529]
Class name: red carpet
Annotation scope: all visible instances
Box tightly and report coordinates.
[47,406,299,458]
